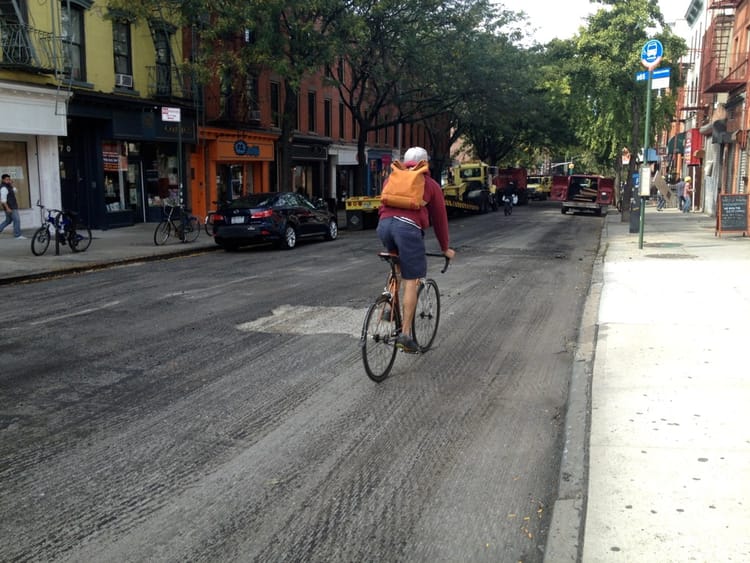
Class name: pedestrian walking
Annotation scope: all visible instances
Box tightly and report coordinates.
[675,176,685,210]
[683,176,693,213]
[0,173,25,239]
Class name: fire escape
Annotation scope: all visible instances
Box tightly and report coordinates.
[700,1,744,96]
[0,0,61,75]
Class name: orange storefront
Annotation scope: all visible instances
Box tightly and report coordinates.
[190,127,278,217]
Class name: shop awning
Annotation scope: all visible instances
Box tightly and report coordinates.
[667,132,686,155]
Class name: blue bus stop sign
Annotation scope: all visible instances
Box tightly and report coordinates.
[641,39,664,70]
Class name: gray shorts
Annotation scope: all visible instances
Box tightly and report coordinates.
[376,217,426,279]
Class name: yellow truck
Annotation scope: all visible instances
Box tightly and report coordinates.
[526,175,552,201]
[442,161,499,213]
[344,160,499,229]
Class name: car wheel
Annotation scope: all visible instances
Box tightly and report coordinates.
[324,220,338,241]
[280,225,297,249]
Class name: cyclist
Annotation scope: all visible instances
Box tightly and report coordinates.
[502,180,518,214]
[376,146,455,353]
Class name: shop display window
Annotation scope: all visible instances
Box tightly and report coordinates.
[0,141,31,209]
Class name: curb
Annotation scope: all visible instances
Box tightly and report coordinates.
[0,244,220,286]
[543,218,607,562]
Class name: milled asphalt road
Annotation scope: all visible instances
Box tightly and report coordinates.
[3,205,749,561]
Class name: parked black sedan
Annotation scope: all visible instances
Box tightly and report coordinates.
[209,192,338,251]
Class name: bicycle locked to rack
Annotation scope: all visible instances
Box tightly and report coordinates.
[31,201,92,256]
[153,199,201,246]
[360,251,450,382]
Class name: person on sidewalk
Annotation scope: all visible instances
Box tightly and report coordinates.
[0,174,25,239]
[675,176,685,210]
[376,146,455,354]
[682,176,693,213]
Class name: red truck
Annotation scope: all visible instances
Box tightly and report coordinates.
[493,167,529,205]
[550,174,614,216]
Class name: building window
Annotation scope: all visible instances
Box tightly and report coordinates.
[338,103,345,139]
[61,3,85,81]
[308,91,316,132]
[153,28,171,96]
[113,20,132,85]
[0,141,31,210]
[324,99,331,137]
[270,82,280,127]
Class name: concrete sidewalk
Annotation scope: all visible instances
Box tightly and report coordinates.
[547,206,750,562]
[0,222,220,284]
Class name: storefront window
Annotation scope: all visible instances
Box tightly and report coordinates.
[144,146,178,208]
[0,141,31,209]
[102,141,129,212]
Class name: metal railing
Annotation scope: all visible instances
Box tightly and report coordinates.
[0,22,61,74]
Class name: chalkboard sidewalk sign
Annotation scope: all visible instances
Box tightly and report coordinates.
[716,193,749,237]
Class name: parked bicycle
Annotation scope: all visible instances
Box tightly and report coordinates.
[360,251,450,382]
[204,200,226,237]
[153,201,200,245]
[31,202,92,256]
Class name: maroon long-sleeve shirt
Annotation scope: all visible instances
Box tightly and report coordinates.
[378,161,450,252]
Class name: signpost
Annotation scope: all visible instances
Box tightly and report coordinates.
[638,39,664,250]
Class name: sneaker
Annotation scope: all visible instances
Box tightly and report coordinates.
[14,235,27,239]
[396,333,420,354]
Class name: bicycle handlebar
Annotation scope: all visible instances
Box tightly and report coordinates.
[426,252,451,273]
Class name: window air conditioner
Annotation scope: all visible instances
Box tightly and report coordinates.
[248,110,261,121]
[116,73,133,88]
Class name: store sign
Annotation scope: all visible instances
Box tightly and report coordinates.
[234,140,261,156]
[161,107,181,122]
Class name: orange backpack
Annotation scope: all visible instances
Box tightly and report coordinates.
[381,160,429,210]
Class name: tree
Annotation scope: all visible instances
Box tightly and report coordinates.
[564,0,686,216]
[329,0,493,194]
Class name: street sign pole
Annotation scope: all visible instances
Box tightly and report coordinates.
[640,69,652,250]
[638,39,663,250]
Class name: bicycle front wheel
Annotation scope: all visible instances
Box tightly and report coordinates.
[413,278,440,352]
[154,221,172,246]
[183,217,200,242]
[361,295,398,383]
[31,226,51,256]
[69,225,92,252]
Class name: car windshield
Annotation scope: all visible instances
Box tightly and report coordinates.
[226,194,278,209]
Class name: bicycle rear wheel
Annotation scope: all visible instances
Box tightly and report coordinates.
[69,225,92,252]
[183,217,200,242]
[154,221,172,246]
[361,295,398,382]
[413,278,440,352]
[31,226,51,256]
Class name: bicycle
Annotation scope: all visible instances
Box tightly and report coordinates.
[204,200,226,237]
[153,201,200,245]
[31,202,92,256]
[360,251,450,383]
[502,193,516,216]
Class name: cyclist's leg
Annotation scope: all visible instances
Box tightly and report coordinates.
[389,220,426,351]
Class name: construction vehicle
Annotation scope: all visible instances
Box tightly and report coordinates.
[441,161,499,214]
[550,174,614,216]
[344,160,503,229]
[526,175,552,201]
[492,167,529,205]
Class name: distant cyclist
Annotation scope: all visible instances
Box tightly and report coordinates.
[376,146,455,353]
[502,180,518,215]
